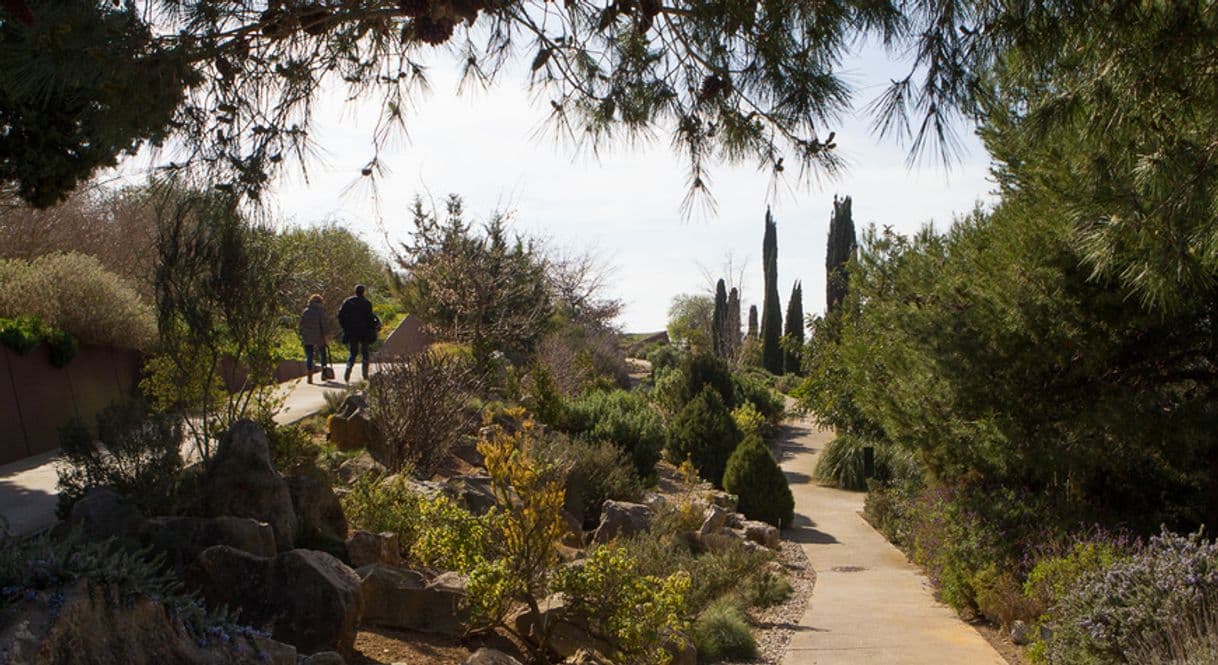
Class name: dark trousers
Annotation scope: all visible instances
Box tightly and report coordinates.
[304,344,329,372]
[346,340,370,378]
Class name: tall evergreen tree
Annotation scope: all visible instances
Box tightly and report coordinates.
[783,281,805,374]
[761,208,784,374]
[727,287,742,359]
[826,195,857,315]
[712,278,728,357]
[747,305,759,339]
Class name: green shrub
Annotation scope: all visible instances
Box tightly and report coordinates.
[340,475,426,558]
[623,526,774,615]
[665,386,741,488]
[813,434,917,491]
[1024,540,1127,612]
[731,372,785,426]
[43,326,78,367]
[523,363,567,426]
[863,477,921,547]
[0,315,43,354]
[0,253,154,350]
[691,596,758,661]
[722,434,795,527]
[731,402,767,438]
[645,344,681,374]
[563,388,664,478]
[530,433,644,529]
[263,419,323,476]
[56,400,183,518]
[741,568,793,608]
[677,352,735,408]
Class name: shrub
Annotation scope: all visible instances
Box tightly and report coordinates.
[974,567,1042,627]
[563,388,664,478]
[263,419,322,476]
[731,402,767,438]
[340,475,426,558]
[645,343,681,373]
[691,596,758,661]
[741,568,793,608]
[731,372,785,426]
[863,477,921,547]
[722,434,795,528]
[522,362,567,426]
[1123,600,1218,665]
[56,400,183,518]
[813,434,916,491]
[367,349,478,475]
[1024,539,1128,612]
[665,386,741,488]
[530,433,644,529]
[677,352,735,409]
[1046,529,1218,664]
[0,316,78,367]
[0,253,154,350]
[534,325,629,396]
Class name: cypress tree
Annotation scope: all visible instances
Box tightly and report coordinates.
[761,208,783,374]
[747,305,758,339]
[727,287,741,358]
[712,278,728,357]
[783,281,805,374]
[826,195,857,315]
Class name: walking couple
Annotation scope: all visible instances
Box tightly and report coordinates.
[298,284,381,384]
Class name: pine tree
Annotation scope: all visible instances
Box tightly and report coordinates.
[747,305,759,339]
[783,281,805,374]
[712,278,728,358]
[761,208,784,375]
[826,195,857,315]
[727,287,742,359]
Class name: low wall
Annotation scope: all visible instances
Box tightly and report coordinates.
[0,344,141,466]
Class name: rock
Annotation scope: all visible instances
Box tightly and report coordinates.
[204,420,298,551]
[346,530,400,568]
[140,516,276,572]
[564,649,612,665]
[287,474,348,544]
[357,565,467,635]
[444,475,500,515]
[1010,620,1030,645]
[451,439,485,470]
[706,490,737,511]
[462,649,523,665]
[513,595,612,660]
[698,528,743,553]
[63,487,144,543]
[1039,624,1054,642]
[337,452,386,485]
[591,501,653,544]
[300,652,346,665]
[561,511,584,548]
[327,409,378,453]
[189,546,363,655]
[742,520,780,550]
[641,492,668,511]
[725,511,744,529]
[334,393,368,419]
[698,505,730,536]
[666,636,697,665]
[0,581,297,665]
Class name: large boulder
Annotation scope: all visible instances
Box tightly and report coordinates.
[336,452,386,485]
[444,475,500,515]
[513,595,612,660]
[462,649,523,665]
[326,409,378,453]
[346,530,400,568]
[61,487,144,543]
[698,505,731,537]
[189,546,363,655]
[591,501,653,544]
[357,565,468,635]
[140,516,276,572]
[203,420,297,551]
[0,582,296,665]
[287,474,348,544]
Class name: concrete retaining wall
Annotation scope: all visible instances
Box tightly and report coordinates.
[0,344,141,466]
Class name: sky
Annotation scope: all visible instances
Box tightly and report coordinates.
[255,38,997,332]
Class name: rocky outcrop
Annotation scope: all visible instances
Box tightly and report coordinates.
[61,487,144,543]
[462,649,523,665]
[444,475,500,515]
[203,420,297,551]
[0,582,296,665]
[140,516,276,572]
[287,474,348,544]
[698,505,731,536]
[591,500,653,544]
[346,530,400,568]
[742,520,780,550]
[336,452,386,485]
[513,595,613,661]
[189,546,363,654]
[357,565,468,635]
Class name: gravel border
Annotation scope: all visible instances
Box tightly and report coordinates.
[724,539,816,665]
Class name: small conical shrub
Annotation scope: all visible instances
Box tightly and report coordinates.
[723,434,795,528]
[665,386,742,488]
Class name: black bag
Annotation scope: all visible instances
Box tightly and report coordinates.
[320,350,336,381]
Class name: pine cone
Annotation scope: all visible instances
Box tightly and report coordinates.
[397,0,430,18]
[699,75,729,102]
[407,16,455,45]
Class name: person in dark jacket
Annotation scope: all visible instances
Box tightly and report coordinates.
[298,294,329,384]
[337,284,379,382]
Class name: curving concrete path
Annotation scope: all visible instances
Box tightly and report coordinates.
[778,416,1006,665]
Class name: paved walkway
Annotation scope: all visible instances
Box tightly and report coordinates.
[778,416,1006,665]
[0,371,371,538]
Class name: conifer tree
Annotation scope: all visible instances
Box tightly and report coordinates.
[826,195,857,315]
[712,278,728,358]
[727,287,742,358]
[747,306,759,339]
[783,281,805,374]
[761,209,784,374]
